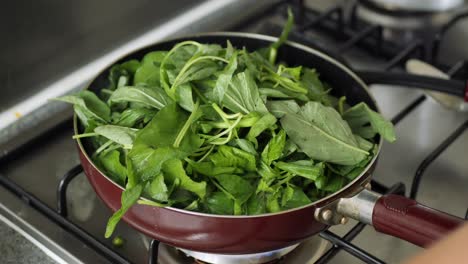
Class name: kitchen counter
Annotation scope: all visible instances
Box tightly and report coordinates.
[0,220,57,264]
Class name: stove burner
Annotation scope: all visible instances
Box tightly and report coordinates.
[355,0,463,38]
[360,0,464,14]
[158,236,329,264]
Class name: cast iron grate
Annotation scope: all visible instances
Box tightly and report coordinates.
[0,1,466,263]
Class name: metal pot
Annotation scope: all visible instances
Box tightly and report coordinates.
[75,32,465,254]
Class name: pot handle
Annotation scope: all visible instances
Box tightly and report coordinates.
[372,194,464,248]
[336,189,465,248]
[356,70,467,100]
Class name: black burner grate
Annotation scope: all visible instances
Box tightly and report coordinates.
[0,1,467,263]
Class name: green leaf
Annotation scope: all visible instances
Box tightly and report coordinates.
[266,100,300,118]
[322,175,346,192]
[141,51,167,66]
[94,125,138,149]
[174,84,195,112]
[106,61,140,91]
[343,102,396,142]
[55,91,110,123]
[162,159,206,198]
[222,71,267,114]
[130,144,187,182]
[261,129,286,165]
[79,91,111,121]
[258,161,280,181]
[213,174,255,205]
[275,161,324,180]
[281,139,298,158]
[187,160,243,176]
[246,192,267,215]
[135,103,203,154]
[120,60,141,75]
[213,51,238,103]
[134,63,161,86]
[98,150,127,185]
[109,86,172,110]
[205,191,234,215]
[301,68,330,103]
[116,108,157,127]
[281,186,311,210]
[263,68,308,94]
[145,173,169,202]
[246,113,277,141]
[354,135,374,151]
[280,101,369,165]
[232,139,257,155]
[266,190,281,213]
[259,88,292,99]
[315,173,328,190]
[209,145,257,172]
[105,183,143,238]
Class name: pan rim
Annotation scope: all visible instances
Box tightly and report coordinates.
[75,31,383,219]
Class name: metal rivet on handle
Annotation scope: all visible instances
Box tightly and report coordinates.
[321,209,333,221]
[340,217,348,225]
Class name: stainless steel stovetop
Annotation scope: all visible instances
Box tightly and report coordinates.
[0,1,467,263]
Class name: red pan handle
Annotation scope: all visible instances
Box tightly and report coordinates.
[336,189,465,248]
[372,194,464,248]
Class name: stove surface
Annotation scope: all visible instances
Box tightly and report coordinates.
[0,1,467,264]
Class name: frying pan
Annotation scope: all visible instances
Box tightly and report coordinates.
[75,32,466,254]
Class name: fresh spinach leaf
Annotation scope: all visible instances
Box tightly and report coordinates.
[205,191,234,215]
[246,113,277,142]
[55,91,110,124]
[280,101,369,165]
[116,108,157,127]
[213,51,238,103]
[109,86,172,110]
[266,100,300,118]
[162,159,206,198]
[98,150,127,185]
[213,174,255,205]
[209,145,256,172]
[222,71,267,114]
[261,129,286,165]
[275,161,323,180]
[95,125,138,149]
[187,160,243,176]
[105,183,143,238]
[145,173,169,202]
[135,103,203,153]
[343,102,396,142]
[281,186,311,210]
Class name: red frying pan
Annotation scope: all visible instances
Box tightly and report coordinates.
[76,32,466,254]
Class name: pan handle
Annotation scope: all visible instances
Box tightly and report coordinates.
[355,70,468,100]
[336,189,465,248]
[372,194,464,247]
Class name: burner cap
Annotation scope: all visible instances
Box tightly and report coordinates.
[158,236,329,264]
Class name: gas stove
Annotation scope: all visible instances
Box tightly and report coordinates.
[0,1,467,264]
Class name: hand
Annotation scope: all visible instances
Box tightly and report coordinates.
[403,223,468,264]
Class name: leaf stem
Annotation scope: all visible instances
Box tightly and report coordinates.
[197,145,215,162]
[94,140,113,156]
[171,55,229,93]
[72,132,98,139]
[160,41,203,99]
[212,103,242,121]
[207,114,242,144]
[173,100,200,148]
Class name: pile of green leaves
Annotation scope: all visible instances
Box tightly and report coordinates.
[55,9,395,238]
